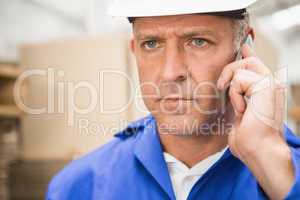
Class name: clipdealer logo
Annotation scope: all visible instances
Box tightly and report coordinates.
[13,67,288,132]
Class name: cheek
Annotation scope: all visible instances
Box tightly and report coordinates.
[187,49,234,83]
[187,60,222,83]
[136,53,161,86]
[136,60,160,106]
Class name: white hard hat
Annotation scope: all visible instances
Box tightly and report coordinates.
[107,0,258,18]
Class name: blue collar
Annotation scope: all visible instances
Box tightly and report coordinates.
[132,114,235,200]
[133,115,176,200]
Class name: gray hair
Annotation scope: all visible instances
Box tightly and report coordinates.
[232,12,250,50]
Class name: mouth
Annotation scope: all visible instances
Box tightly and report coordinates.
[160,97,194,101]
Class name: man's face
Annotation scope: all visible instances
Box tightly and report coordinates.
[131,14,237,135]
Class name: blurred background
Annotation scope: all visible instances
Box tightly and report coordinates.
[0,0,300,199]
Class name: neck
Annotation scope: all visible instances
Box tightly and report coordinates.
[157,103,234,168]
[159,132,228,168]
[160,134,227,168]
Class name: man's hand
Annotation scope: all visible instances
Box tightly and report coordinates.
[217,44,295,200]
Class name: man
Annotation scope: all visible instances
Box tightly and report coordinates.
[46,1,300,199]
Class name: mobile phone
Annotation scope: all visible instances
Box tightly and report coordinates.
[235,34,253,61]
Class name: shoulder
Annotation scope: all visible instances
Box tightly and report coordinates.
[46,114,153,199]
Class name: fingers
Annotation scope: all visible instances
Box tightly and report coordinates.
[218,57,270,91]
[217,44,271,91]
[220,45,286,138]
[229,81,246,117]
[228,69,262,115]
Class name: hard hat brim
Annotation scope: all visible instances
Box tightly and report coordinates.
[128,9,247,23]
[107,0,257,17]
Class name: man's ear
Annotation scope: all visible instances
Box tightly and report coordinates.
[130,38,135,55]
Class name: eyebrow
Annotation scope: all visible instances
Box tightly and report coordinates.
[135,27,217,41]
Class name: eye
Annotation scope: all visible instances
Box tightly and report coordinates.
[191,38,207,47]
[143,40,158,49]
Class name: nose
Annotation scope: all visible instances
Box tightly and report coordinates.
[160,43,188,83]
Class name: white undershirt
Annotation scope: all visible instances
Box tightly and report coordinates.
[163,147,228,200]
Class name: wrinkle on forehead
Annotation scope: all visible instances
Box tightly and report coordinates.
[133,14,232,40]
[135,26,221,41]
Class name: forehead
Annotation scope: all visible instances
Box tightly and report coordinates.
[133,14,233,38]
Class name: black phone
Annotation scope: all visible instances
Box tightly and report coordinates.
[235,35,254,61]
